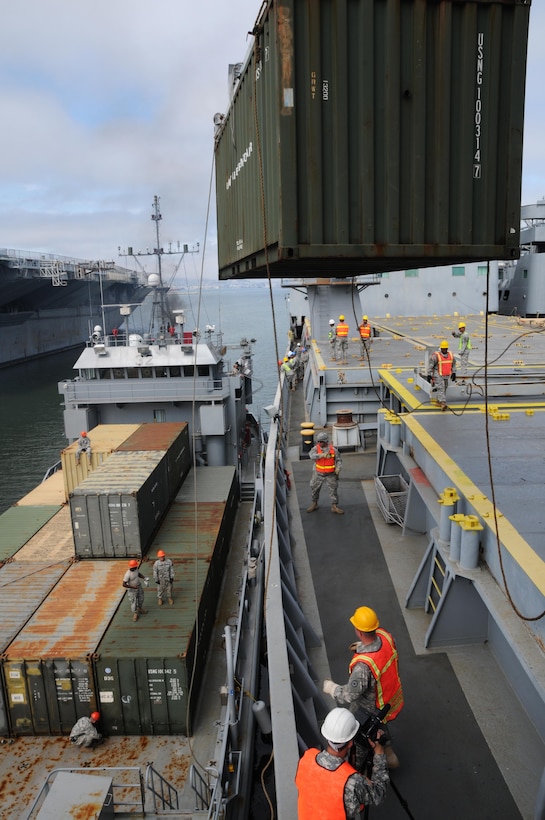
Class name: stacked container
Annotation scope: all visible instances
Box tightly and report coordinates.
[2,561,127,735]
[61,423,141,498]
[69,423,191,559]
[0,561,71,735]
[94,466,237,735]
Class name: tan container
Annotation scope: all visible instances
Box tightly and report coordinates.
[17,471,65,507]
[61,424,141,499]
[15,507,75,562]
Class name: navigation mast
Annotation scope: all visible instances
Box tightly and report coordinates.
[119,195,199,337]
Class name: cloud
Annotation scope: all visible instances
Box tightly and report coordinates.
[0,0,544,278]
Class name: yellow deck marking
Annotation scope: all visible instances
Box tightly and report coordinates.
[402,412,545,596]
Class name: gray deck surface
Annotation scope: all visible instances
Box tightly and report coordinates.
[286,382,534,820]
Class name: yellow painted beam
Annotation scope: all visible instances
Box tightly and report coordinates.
[403,413,545,597]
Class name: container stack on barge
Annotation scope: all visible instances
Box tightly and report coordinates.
[0,423,238,737]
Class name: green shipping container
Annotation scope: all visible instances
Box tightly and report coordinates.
[115,422,191,497]
[215,0,531,279]
[94,469,237,735]
[2,561,127,736]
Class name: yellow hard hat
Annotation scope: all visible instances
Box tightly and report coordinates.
[283,356,289,362]
[339,315,345,321]
[362,315,368,321]
[440,339,449,349]
[350,606,379,632]
[458,322,466,329]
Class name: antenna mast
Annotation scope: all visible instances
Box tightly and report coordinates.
[119,195,199,337]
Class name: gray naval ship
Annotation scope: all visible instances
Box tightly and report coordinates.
[0,249,150,368]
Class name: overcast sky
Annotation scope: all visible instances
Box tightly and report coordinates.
[1,1,544,282]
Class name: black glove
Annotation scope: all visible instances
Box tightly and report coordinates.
[426,374,432,383]
[451,373,456,382]
[452,331,456,337]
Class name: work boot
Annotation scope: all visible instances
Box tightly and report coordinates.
[168,598,174,606]
[441,402,447,412]
[158,598,163,606]
[139,608,147,615]
[331,505,345,515]
[133,612,139,622]
[306,502,318,513]
[385,746,400,769]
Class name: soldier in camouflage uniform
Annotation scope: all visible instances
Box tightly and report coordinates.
[328,319,338,360]
[295,707,388,818]
[323,606,403,769]
[122,560,149,621]
[69,712,102,748]
[153,550,174,606]
[306,430,344,515]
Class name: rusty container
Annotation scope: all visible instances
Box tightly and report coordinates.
[2,561,126,736]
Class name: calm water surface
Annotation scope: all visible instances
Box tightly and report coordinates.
[0,286,288,513]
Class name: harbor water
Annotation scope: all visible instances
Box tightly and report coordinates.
[0,285,288,513]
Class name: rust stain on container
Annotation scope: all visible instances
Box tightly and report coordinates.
[115,421,188,451]
[15,507,75,562]
[4,561,127,659]
[278,5,294,115]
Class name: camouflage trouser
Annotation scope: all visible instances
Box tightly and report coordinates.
[128,587,144,613]
[310,472,339,506]
[329,338,338,359]
[432,377,449,405]
[157,579,172,602]
[457,351,469,377]
[360,339,371,359]
[76,445,91,463]
[338,338,348,359]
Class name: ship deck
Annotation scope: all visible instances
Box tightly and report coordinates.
[284,408,534,819]
[280,314,545,819]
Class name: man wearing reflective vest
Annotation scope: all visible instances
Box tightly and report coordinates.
[323,606,404,769]
[306,430,344,515]
[358,315,372,362]
[452,320,472,383]
[336,314,350,363]
[295,707,388,819]
[427,339,456,410]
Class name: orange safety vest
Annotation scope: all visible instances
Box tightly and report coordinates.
[349,628,404,721]
[435,350,454,377]
[336,322,349,337]
[315,443,336,474]
[296,748,363,820]
[359,323,371,340]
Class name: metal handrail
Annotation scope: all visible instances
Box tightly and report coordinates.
[25,766,147,818]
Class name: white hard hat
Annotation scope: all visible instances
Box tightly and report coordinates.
[329,319,335,325]
[321,708,359,744]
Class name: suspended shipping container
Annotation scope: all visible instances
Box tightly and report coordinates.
[2,561,126,736]
[69,451,170,558]
[95,475,237,735]
[215,0,531,279]
[0,561,71,736]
